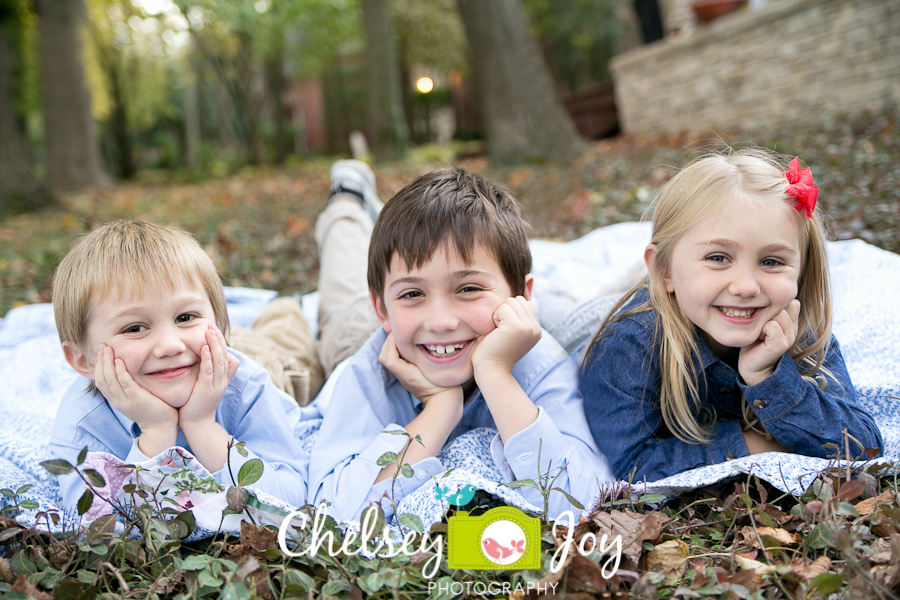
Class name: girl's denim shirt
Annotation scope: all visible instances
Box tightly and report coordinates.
[581,288,883,482]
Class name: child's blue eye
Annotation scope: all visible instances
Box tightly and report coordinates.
[761,258,783,267]
[399,291,423,300]
[706,254,728,263]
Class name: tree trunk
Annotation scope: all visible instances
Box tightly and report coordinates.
[237,32,262,165]
[33,0,103,191]
[456,0,586,163]
[0,23,33,207]
[183,78,200,169]
[360,0,408,159]
[107,62,135,179]
[266,54,290,164]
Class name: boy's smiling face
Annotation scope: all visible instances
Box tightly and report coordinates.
[64,277,218,408]
[372,242,532,390]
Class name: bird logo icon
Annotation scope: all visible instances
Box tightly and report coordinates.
[434,483,477,507]
[482,537,526,562]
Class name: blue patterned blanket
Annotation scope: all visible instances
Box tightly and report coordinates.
[1,222,898,537]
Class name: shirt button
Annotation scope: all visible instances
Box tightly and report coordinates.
[752,400,767,409]
[720,387,731,393]
[416,470,427,480]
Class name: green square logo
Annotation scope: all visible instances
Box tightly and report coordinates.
[447,506,541,570]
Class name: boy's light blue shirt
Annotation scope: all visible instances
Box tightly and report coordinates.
[50,349,309,511]
[307,327,613,522]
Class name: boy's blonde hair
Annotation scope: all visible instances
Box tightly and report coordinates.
[53,220,229,351]
[586,148,833,444]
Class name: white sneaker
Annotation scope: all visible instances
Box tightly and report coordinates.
[329,159,383,222]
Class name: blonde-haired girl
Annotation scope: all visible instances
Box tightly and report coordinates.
[582,149,882,482]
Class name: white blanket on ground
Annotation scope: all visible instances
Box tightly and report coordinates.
[1,222,898,537]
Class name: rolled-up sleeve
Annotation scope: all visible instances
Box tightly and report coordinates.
[489,336,613,518]
[739,336,883,458]
[307,359,442,522]
[582,317,751,482]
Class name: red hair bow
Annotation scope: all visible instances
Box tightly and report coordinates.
[783,157,818,217]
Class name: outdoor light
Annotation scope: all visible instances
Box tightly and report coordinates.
[416,77,434,94]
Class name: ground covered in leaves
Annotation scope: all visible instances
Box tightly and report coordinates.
[1,109,898,317]
[1,109,899,598]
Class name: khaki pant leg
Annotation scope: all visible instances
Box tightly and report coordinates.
[314,200,381,377]
[229,296,324,406]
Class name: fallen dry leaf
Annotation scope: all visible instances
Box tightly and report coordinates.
[734,553,777,592]
[741,526,801,548]
[646,539,689,580]
[11,575,53,600]
[240,520,278,552]
[589,509,666,566]
[854,490,894,516]
[867,537,893,565]
[0,558,12,583]
[789,555,831,583]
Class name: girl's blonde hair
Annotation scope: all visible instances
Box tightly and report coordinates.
[585,148,833,444]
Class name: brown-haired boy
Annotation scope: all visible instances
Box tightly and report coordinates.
[307,166,611,521]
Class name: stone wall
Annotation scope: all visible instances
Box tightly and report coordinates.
[611,0,900,135]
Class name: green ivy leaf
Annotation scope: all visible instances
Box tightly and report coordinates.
[76,446,88,467]
[172,510,196,538]
[808,572,845,596]
[237,459,263,487]
[637,494,667,505]
[398,513,424,534]
[505,479,539,490]
[551,488,585,510]
[83,469,106,488]
[198,568,223,588]
[18,501,39,510]
[0,489,14,498]
[40,459,75,476]
[179,554,212,571]
[376,452,398,466]
[234,441,248,458]
[76,489,93,516]
[381,430,410,436]
[401,464,414,478]
[14,484,32,495]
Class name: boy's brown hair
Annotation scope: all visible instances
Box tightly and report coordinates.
[367,167,532,303]
[52,219,229,351]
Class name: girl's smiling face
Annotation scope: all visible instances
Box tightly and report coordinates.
[659,198,804,359]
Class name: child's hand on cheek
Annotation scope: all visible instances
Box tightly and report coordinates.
[93,344,178,455]
[178,325,238,431]
[739,299,800,386]
[379,333,463,410]
[471,296,541,377]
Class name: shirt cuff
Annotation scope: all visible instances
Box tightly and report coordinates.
[702,418,750,464]
[489,407,568,481]
[739,353,803,418]
[124,440,152,466]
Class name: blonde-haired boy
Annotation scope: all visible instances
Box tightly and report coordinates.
[50,220,308,510]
